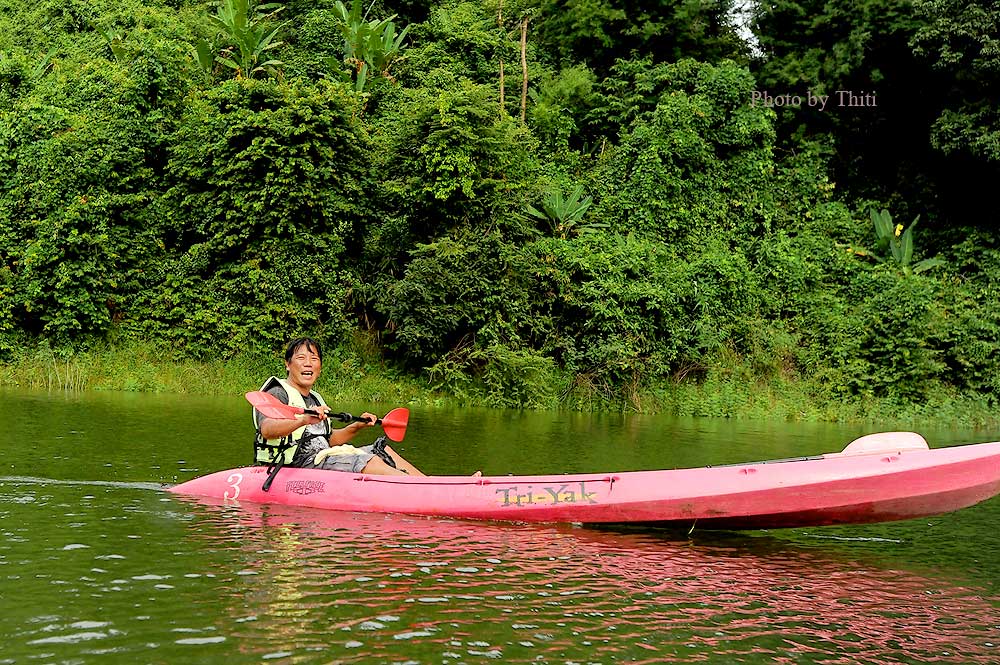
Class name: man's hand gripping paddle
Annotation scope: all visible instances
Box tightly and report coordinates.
[245,390,409,442]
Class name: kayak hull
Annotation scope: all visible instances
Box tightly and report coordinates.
[168,439,1000,529]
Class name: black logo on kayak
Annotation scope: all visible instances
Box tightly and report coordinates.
[285,480,325,495]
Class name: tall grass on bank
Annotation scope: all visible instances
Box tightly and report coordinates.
[0,341,271,393]
[649,354,1000,428]
[0,341,447,407]
[2,341,998,427]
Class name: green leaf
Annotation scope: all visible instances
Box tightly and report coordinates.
[871,208,892,251]
[898,215,919,266]
[912,257,945,274]
[195,39,216,76]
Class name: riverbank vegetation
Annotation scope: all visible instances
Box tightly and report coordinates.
[2,0,999,423]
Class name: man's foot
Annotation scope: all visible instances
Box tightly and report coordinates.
[472,470,483,477]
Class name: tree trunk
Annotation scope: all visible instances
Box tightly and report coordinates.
[520,16,529,124]
[498,0,504,113]
[499,60,505,112]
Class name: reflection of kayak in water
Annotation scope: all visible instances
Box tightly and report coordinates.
[168,431,1000,530]
[177,489,1000,663]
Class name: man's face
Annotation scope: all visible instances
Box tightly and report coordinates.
[286,343,321,393]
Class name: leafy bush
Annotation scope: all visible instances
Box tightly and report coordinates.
[365,73,538,271]
[284,8,348,78]
[383,231,558,406]
[0,59,163,350]
[778,205,959,402]
[143,77,370,356]
[931,230,1000,395]
[532,0,748,77]
[428,343,559,409]
[526,65,597,155]
[588,59,776,249]
[165,77,366,244]
[796,264,947,401]
[384,233,538,363]
[524,233,764,395]
[398,0,511,87]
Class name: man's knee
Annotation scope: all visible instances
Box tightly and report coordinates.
[362,456,405,475]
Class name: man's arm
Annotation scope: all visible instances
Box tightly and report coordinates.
[328,413,377,446]
[260,413,318,440]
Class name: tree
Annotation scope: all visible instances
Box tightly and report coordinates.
[209,0,287,79]
[533,0,749,75]
[752,0,1000,231]
[910,0,1000,163]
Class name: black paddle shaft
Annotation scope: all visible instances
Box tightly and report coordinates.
[303,409,382,425]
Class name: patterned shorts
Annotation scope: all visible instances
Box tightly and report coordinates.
[295,439,375,474]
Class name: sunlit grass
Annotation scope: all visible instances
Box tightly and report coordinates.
[2,340,998,427]
[0,341,448,407]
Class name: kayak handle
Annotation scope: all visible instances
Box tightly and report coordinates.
[351,475,624,485]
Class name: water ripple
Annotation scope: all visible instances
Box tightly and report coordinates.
[4,481,1000,664]
[0,475,164,492]
[157,499,1000,664]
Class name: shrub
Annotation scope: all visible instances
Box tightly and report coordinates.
[524,233,763,392]
[0,60,162,350]
[140,77,370,356]
[364,73,538,272]
[588,59,776,249]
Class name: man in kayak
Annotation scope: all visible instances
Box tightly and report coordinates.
[254,337,426,476]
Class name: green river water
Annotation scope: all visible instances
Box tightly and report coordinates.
[1,389,999,664]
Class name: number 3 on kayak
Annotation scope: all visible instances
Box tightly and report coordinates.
[224,472,243,501]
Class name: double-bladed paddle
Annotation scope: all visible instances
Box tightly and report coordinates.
[245,390,409,442]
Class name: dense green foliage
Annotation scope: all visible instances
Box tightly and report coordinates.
[2,0,1000,419]
[752,0,1000,227]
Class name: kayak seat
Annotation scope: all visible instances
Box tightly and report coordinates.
[836,431,929,456]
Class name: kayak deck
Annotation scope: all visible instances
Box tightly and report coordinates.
[168,437,1000,529]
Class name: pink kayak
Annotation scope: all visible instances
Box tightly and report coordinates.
[168,432,1000,529]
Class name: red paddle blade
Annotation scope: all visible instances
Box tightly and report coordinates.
[380,407,409,442]
[245,391,305,420]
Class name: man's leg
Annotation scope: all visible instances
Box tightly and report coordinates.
[382,445,426,476]
[361,455,410,476]
[361,447,480,477]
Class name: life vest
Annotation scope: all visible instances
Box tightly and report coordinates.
[252,376,330,465]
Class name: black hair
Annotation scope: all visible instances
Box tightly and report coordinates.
[284,337,323,362]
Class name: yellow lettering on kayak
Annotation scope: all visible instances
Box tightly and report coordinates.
[496,482,599,507]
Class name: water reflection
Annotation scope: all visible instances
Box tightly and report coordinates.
[177,497,1000,664]
[5,385,1000,664]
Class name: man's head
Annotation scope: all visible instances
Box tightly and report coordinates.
[284,337,323,393]
[285,337,323,363]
